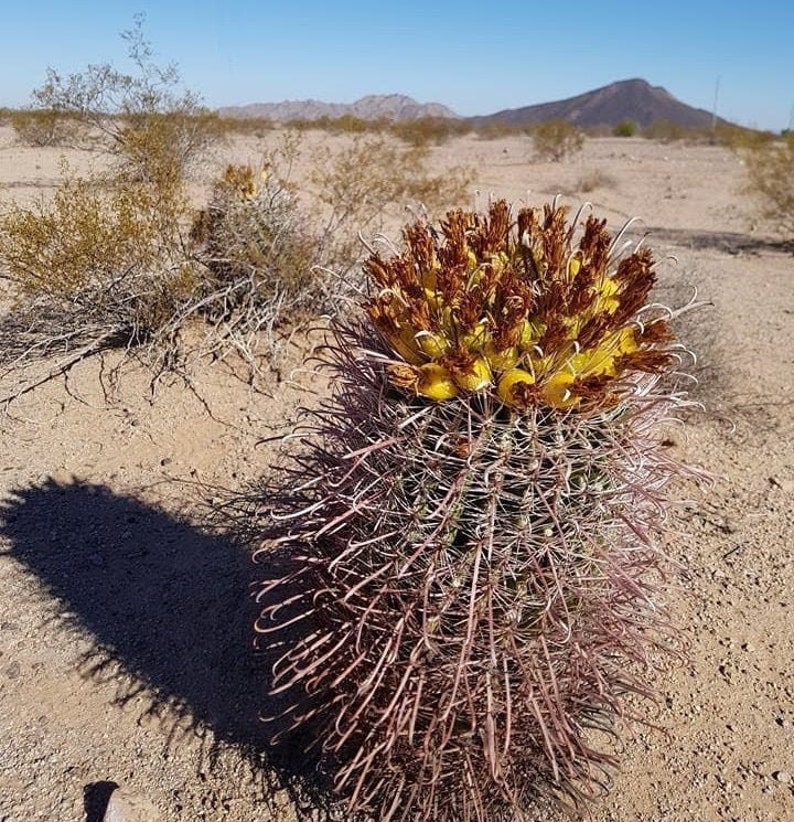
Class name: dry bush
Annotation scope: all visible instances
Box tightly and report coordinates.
[29,15,222,180]
[390,117,471,147]
[216,115,276,137]
[188,162,329,368]
[0,148,333,397]
[641,120,693,143]
[529,120,585,162]
[311,134,473,270]
[0,162,198,397]
[742,133,794,238]
[574,168,617,193]
[612,119,638,137]
[8,109,83,147]
[473,123,526,140]
[290,114,383,135]
[641,120,683,142]
[715,123,776,151]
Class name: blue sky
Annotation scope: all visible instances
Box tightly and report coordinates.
[2,1,793,130]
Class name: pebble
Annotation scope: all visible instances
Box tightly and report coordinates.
[102,788,160,822]
[772,770,792,785]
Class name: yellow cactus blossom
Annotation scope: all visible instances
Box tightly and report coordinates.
[364,200,673,412]
[490,251,510,276]
[518,319,546,350]
[383,324,425,365]
[542,372,577,409]
[596,276,621,313]
[417,363,459,401]
[484,341,520,372]
[449,357,492,392]
[461,321,490,353]
[570,327,638,378]
[497,368,536,405]
[416,330,451,359]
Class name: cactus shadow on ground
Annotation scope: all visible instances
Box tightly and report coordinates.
[0,479,337,820]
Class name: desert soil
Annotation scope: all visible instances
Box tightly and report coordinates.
[0,127,792,821]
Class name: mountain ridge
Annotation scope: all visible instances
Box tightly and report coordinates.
[217,79,729,129]
[218,93,458,122]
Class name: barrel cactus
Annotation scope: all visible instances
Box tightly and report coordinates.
[256,199,701,819]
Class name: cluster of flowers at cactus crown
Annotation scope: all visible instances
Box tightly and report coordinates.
[364,200,675,411]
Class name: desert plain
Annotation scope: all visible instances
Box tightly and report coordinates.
[0,125,792,821]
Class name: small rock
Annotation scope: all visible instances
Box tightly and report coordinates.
[772,770,793,785]
[4,661,21,679]
[102,788,160,822]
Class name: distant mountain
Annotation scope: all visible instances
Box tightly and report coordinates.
[218,94,459,122]
[469,78,724,129]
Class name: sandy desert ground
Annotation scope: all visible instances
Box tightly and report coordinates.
[0,126,792,821]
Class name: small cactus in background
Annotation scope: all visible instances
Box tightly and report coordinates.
[256,199,702,819]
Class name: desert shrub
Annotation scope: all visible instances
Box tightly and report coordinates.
[311,134,473,270]
[29,15,222,180]
[641,119,688,143]
[251,200,706,819]
[390,117,471,147]
[474,122,527,140]
[189,163,327,360]
[742,133,794,237]
[714,123,775,151]
[529,119,585,161]
[613,118,637,137]
[215,115,276,137]
[290,114,383,135]
[0,146,334,396]
[8,108,83,147]
[0,161,195,391]
[574,168,617,193]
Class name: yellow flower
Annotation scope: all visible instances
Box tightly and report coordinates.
[383,324,424,365]
[596,277,621,313]
[571,327,638,378]
[542,372,577,409]
[461,321,490,353]
[417,363,459,400]
[450,357,492,392]
[416,330,450,359]
[518,319,545,350]
[497,368,536,405]
[485,341,519,372]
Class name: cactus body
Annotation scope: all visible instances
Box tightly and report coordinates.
[256,201,699,820]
